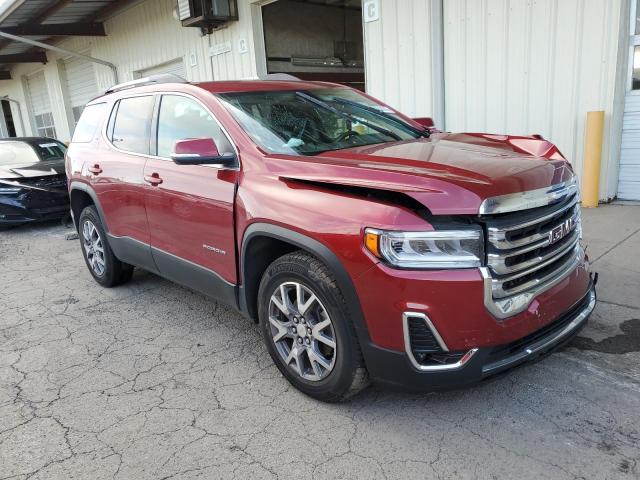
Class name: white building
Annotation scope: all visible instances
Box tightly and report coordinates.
[0,0,637,201]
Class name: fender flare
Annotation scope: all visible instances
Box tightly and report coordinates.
[240,223,372,347]
[69,181,109,232]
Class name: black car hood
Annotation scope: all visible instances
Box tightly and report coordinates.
[0,159,65,179]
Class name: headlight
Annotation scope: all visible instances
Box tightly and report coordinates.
[0,186,22,194]
[364,228,483,269]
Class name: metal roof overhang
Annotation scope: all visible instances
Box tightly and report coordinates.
[0,0,132,80]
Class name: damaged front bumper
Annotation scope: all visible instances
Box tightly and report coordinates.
[362,282,596,391]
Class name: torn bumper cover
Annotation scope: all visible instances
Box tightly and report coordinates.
[0,176,69,225]
[362,283,596,391]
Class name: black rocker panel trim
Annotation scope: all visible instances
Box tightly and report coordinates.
[150,246,237,308]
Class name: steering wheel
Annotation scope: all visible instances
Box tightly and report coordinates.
[333,129,359,144]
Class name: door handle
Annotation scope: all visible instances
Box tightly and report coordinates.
[144,173,163,186]
[88,164,102,175]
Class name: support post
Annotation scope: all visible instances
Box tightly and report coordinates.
[581,111,605,208]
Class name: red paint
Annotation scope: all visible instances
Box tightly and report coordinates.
[173,137,220,157]
[68,80,590,357]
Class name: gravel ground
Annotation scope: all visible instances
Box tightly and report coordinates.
[0,205,639,480]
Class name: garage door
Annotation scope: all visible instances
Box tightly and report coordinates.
[619,93,640,200]
[25,71,56,138]
[63,56,99,125]
[136,59,185,79]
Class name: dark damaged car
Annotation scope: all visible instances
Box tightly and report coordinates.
[0,137,69,226]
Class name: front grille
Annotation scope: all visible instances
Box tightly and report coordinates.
[482,191,581,307]
[18,175,67,190]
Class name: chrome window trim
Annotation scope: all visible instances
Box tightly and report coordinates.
[402,312,478,371]
[100,90,241,171]
[479,177,578,215]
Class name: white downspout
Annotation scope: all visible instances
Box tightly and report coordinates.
[0,30,119,84]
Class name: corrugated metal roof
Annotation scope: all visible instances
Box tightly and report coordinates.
[0,0,118,57]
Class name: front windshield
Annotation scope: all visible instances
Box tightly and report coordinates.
[0,141,66,167]
[217,88,422,155]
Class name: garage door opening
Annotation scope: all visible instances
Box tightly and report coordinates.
[262,0,364,90]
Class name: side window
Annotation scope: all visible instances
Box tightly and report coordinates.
[71,103,107,143]
[156,95,233,158]
[110,96,155,155]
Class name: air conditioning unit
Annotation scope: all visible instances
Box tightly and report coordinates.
[177,0,238,34]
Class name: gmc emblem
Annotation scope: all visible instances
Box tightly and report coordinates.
[548,218,575,245]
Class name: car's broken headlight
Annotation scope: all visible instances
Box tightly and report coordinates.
[364,228,483,269]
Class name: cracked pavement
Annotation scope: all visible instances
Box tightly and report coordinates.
[1,204,639,479]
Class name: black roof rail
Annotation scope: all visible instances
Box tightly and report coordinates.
[105,74,188,94]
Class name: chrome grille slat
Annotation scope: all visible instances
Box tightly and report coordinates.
[488,228,580,275]
[491,244,580,298]
[481,180,583,318]
[488,204,579,250]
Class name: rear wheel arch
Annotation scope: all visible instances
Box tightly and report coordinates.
[69,182,107,232]
[240,224,371,345]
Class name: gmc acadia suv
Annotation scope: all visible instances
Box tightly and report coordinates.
[66,75,596,402]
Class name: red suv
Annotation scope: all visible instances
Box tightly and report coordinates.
[66,75,596,401]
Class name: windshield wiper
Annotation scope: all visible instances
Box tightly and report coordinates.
[295,91,402,142]
[331,97,429,138]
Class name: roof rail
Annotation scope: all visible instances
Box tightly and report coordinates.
[260,73,301,81]
[105,74,187,94]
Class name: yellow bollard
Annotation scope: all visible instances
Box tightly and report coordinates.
[581,110,605,208]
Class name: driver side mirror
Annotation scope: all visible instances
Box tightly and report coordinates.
[170,138,236,167]
[412,117,435,128]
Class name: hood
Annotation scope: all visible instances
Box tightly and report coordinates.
[0,159,65,180]
[266,133,574,215]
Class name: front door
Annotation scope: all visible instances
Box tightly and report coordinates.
[619,0,640,200]
[143,93,238,301]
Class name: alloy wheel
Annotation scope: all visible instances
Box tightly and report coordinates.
[82,220,106,277]
[268,281,337,381]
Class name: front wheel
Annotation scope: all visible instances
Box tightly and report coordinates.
[258,251,368,402]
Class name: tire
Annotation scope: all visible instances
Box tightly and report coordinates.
[78,205,133,287]
[258,251,369,402]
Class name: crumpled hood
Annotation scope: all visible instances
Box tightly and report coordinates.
[266,133,574,215]
[0,159,65,180]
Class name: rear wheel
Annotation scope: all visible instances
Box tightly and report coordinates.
[258,251,368,402]
[78,206,133,287]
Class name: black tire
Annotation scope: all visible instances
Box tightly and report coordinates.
[78,205,133,287]
[258,251,369,402]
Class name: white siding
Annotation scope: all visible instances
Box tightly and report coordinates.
[91,0,261,90]
[619,94,640,199]
[0,0,265,142]
[136,59,186,79]
[363,0,439,120]
[25,71,50,115]
[443,0,626,201]
[62,55,99,124]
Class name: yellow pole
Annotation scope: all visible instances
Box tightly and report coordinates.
[581,110,605,208]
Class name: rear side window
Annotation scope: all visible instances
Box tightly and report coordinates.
[109,96,155,154]
[72,103,107,143]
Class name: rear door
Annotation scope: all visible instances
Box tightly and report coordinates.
[92,95,155,247]
[143,93,238,299]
